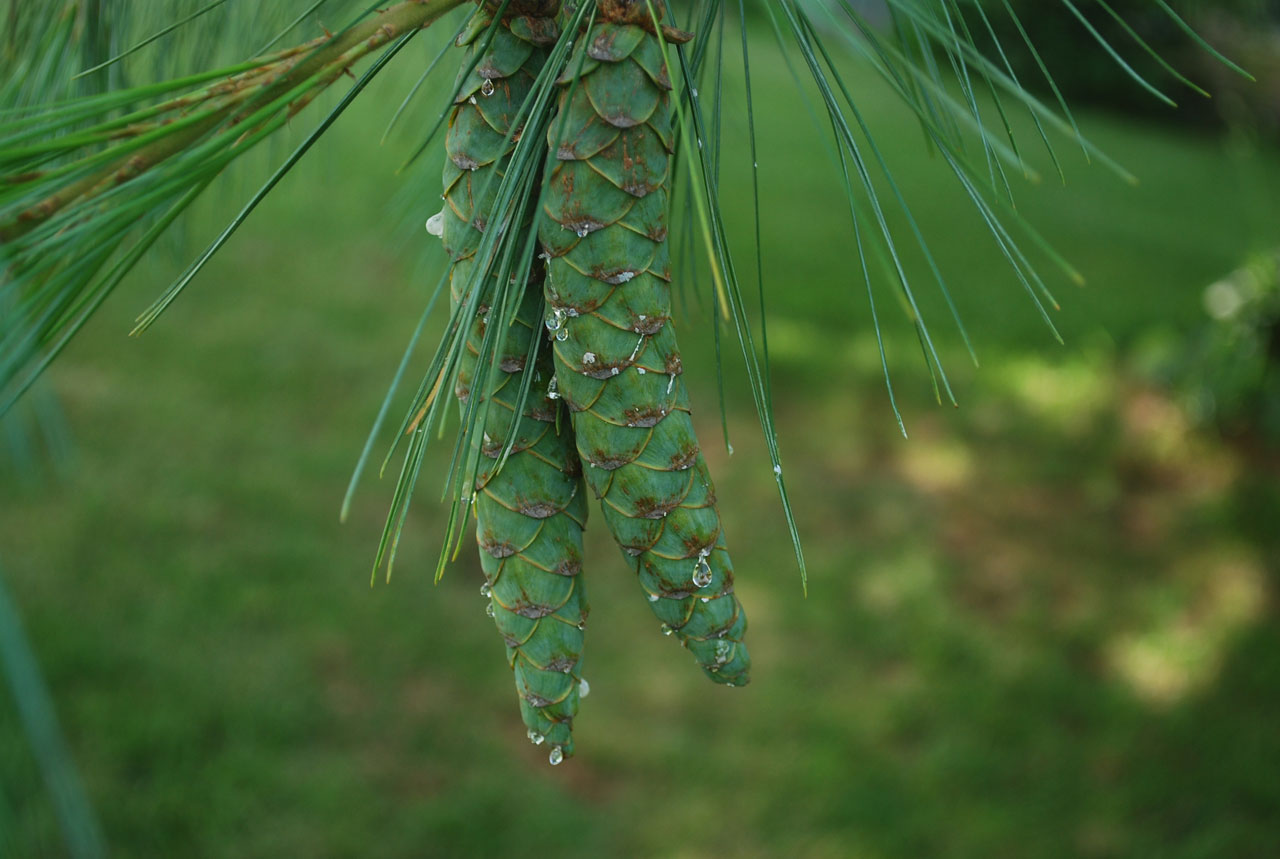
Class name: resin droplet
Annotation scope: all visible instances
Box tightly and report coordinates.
[773,464,782,476]
[547,375,559,400]
[425,211,445,237]
[527,729,545,745]
[575,226,589,238]
[548,746,564,766]
[485,602,495,617]
[578,678,590,698]
[692,555,713,589]
[479,581,492,598]
[647,593,659,603]
[582,351,596,364]
[480,79,495,97]
[660,623,674,636]
[714,639,733,665]
[555,327,569,342]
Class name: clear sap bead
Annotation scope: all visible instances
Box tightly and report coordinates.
[554,327,569,342]
[547,375,559,400]
[647,593,659,603]
[660,623,674,636]
[527,729,545,745]
[575,226,589,238]
[480,79,495,97]
[548,746,564,766]
[480,581,492,598]
[692,556,713,588]
[578,678,590,698]
[485,602,495,618]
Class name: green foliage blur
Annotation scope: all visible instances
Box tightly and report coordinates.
[3,22,1280,859]
[983,0,1280,137]
[1142,251,1280,441]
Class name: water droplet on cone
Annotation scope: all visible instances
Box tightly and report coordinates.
[692,556,713,588]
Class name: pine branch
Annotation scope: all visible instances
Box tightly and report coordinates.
[0,0,469,414]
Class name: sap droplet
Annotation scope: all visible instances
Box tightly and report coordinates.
[609,367,619,376]
[547,375,559,400]
[582,351,596,364]
[578,677,590,698]
[647,593,659,603]
[485,602,495,617]
[773,464,782,476]
[615,271,636,283]
[468,95,477,105]
[691,87,699,98]
[480,582,492,598]
[666,373,676,395]
[692,556,713,588]
[425,211,445,237]
[565,308,580,318]
[636,367,646,375]
[575,226,589,238]
[548,746,564,766]
[555,328,569,342]
[544,307,565,332]
[576,620,587,630]
[727,443,735,455]
[714,639,733,665]
[480,79,495,97]
[538,251,551,260]
[660,623,674,636]
[700,596,710,603]
[528,729,545,745]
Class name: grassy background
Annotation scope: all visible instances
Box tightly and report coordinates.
[3,26,1280,858]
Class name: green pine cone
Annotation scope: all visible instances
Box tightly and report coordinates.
[538,12,749,686]
[442,2,590,763]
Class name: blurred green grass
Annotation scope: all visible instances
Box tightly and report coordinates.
[3,32,1280,858]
